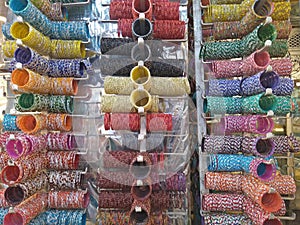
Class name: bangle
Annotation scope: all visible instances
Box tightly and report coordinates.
[102,151,138,168]
[17,114,47,134]
[46,133,76,151]
[266,174,296,195]
[98,191,133,209]
[132,0,152,19]
[30,0,65,21]
[204,96,243,114]
[240,71,279,96]
[3,192,48,225]
[3,114,21,131]
[49,95,74,114]
[242,175,282,213]
[269,58,293,76]
[9,0,53,37]
[47,151,79,170]
[241,136,275,157]
[272,135,300,154]
[2,22,14,40]
[272,2,291,21]
[100,37,134,54]
[132,18,153,40]
[48,170,82,190]
[207,79,241,97]
[249,158,276,181]
[118,19,134,38]
[0,132,14,149]
[109,0,132,20]
[131,178,152,201]
[129,199,151,224]
[4,171,48,206]
[0,152,11,168]
[203,213,252,225]
[51,78,78,96]
[153,20,185,39]
[49,21,89,41]
[129,153,152,179]
[273,20,292,39]
[202,193,244,212]
[268,40,289,58]
[50,40,86,59]
[205,172,243,192]
[49,3,66,21]
[48,190,89,209]
[1,153,47,185]
[46,114,72,132]
[2,40,17,58]
[154,2,179,20]
[242,94,277,114]
[15,93,49,112]
[272,96,298,116]
[202,135,243,154]
[5,134,32,159]
[272,77,294,96]
[0,189,9,208]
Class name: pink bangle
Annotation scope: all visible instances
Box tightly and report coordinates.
[266,174,296,195]
[205,172,243,192]
[153,20,185,39]
[269,58,293,76]
[202,193,244,212]
[249,158,276,181]
[46,133,76,151]
[48,190,90,209]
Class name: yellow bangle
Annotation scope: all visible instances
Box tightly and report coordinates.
[272,2,291,21]
[50,40,86,59]
[2,40,17,58]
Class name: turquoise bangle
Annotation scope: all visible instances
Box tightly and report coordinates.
[204,97,243,114]
[242,93,276,114]
[273,96,298,116]
[267,40,289,58]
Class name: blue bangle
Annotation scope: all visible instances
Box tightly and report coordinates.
[207,79,241,97]
[2,22,14,40]
[9,0,52,37]
[3,114,20,131]
[50,21,89,41]
[272,77,294,96]
[240,71,279,96]
[208,154,253,172]
[0,208,8,225]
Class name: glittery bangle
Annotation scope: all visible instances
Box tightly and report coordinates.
[240,71,279,96]
[205,172,243,192]
[269,58,293,76]
[3,114,21,131]
[267,40,289,58]
[132,0,152,19]
[5,134,32,159]
[272,1,291,21]
[2,41,17,58]
[131,178,152,201]
[272,77,294,96]
[266,174,296,195]
[48,95,74,114]
[30,0,66,21]
[2,22,14,40]
[249,157,276,181]
[202,135,243,154]
[204,96,242,114]
[129,199,151,224]
[154,2,179,20]
[50,40,86,59]
[0,152,11,168]
[15,93,49,112]
[9,0,53,37]
[46,114,72,132]
[49,170,82,190]
[272,135,300,154]
[207,79,241,97]
[212,0,274,40]
[1,153,47,185]
[48,190,90,209]
[211,50,270,79]
[16,114,47,134]
[215,115,274,134]
[47,151,79,170]
[202,193,244,212]
[242,94,276,115]
[241,136,275,157]
[46,133,76,150]
[3,192,48,225]
[100,37,134,54]
[200,24,277,60]
[242,175,282,213]
[104,76,190,96]
[273,20,292,39]
[129,153,152,179]
[0,189,10,208]
[272,96,298,116]
[109,0,132,20]
[0,132,13,149]
[203,213,252,225]
[153,20,185,39]
[4,171,48,205]
[49,21,89,41]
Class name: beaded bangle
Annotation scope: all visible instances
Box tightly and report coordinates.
[129,199,151,224]
[1,153,47,185]
[153,20,185,39]
[101,94,163,113]
[212,0,274,40]
[104,76,190,96]
[98,191,133,209]
[50,40,86,59]
[242,93,276,115]
[211,50,270,78]
[2,22,14,40]
[49,170,82,190]
[132,0,152,19]
[204,96,242,114]
[3,192,48,225]
[203,213,252,225]
[50,21,89,41]
[2,40,17,58]
[3,114,21,131]
[47,151,79,170]
[109,0,132,20]
[16,114,47,134]
[272,77,294,96]
[48,190,90,209]
[242,175,282,213]
[154,2,179,20]
[207,79,241,97]
[4,171,48,206]
[49,95,74,114]
[240,71,279,96]
[269,58,293,76]
[200,24,277,60]
[0,189,10,208]
[202,135,243,154]
[29,210,86,225]
[215,115,274,134]
[46,133,76,151]
[30,0,66,21]
[202,193,244,212]
[9,0,53,37]
[241,136,275,157]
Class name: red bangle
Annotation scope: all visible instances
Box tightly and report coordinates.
[110,0,133,20]
[153,2,179,20]
[47,151,79,170]
[132,0,152,20]
[131,177,152,201]
[153,20,185,39]
[48,190,90,209]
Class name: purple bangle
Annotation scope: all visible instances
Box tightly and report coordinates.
[202,135,243,154]
[241,136,275,157]
[207,79,241,97]
[215,115,274,135]
[249,158,276,181]
[272,135,300,154]
[272,77,294,96]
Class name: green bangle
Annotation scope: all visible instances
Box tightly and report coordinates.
[49,95,74,114]
[16,93,49,112]
[204,97,243,114]
[242,93,277,114]
[267,40,288,58]
[273,96,298,116]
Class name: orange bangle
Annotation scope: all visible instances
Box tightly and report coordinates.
[51,78,78,96]
[16,114,46,134]
[46,114,72,132]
